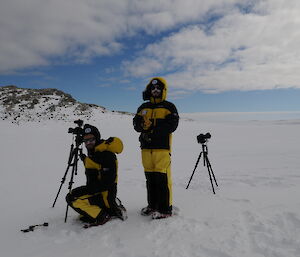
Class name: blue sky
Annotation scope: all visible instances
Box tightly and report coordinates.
[1,0,300,113]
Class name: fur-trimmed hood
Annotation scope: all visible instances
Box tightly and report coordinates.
[143,77,168,103]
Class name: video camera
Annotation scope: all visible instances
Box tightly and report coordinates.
[197,132,211,144]
[68,119,84,145]
[68,119,83,135]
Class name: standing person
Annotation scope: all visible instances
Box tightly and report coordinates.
[133,77,179,219]
[66,124,126,226]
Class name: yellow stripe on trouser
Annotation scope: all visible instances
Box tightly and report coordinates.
[141,149,172,205]
[72,191,110,219]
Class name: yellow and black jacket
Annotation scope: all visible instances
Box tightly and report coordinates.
[83,137,122,193]
[133,77,179,150]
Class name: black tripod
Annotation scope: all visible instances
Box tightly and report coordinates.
[52,135,82,222]
[186,141,218,194]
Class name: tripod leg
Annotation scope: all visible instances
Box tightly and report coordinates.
[186,152,202,189]
[204,154,217,194]
[206,157,218,187]
[64,205,70,223]
[64,147,80,223]
[52,164,72,208]
[52,144,77,208]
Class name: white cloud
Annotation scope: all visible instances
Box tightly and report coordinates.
[126,0,239,34]
[0,0,128,73]
[124,86,137,91]
[96,83,112,88]
[168,89,192,99]
[0,0,240,73]
[124,0,300,93]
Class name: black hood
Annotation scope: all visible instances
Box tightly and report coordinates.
[83,124,101,144]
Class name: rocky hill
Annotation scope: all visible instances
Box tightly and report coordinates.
[0,85,114,123]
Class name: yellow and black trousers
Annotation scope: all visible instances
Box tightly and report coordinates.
[66,184,118,223]
[142,149,172,214]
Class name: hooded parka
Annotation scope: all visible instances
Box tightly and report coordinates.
[133,77,179,215]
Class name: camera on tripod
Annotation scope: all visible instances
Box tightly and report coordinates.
[68,119,84,135]
[197,132,211,144]
[68,119,84,145]
[52,119,85,222]
[186,131,218,194]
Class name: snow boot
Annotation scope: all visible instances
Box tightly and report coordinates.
[114,198,128,221]
[151,211,172,220]
[140,206,155,216]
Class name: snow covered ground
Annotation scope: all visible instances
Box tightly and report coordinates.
[1,111,300,257]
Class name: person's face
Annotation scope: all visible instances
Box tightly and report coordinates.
[83,134,96,150]
[150,84,163,98]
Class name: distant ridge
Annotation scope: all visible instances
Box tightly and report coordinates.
[0,85,130,123]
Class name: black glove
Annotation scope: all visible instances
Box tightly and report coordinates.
[79,149,86,161]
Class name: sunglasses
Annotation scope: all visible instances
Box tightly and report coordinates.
[151,84,162,91]
[83,137,96,144]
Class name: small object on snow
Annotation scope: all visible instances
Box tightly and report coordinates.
[21,222,49,233]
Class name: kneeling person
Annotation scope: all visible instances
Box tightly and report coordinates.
[66,124,126,225]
